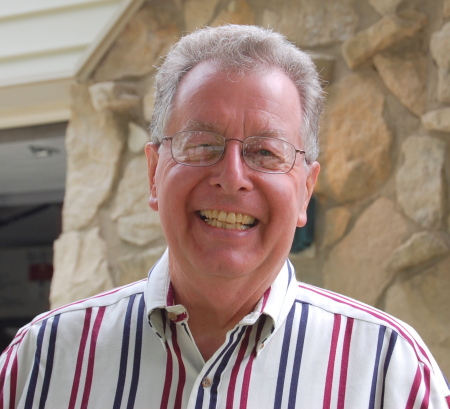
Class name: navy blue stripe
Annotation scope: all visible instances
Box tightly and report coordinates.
[24,319,48,409]
[443,373,450,388]
[113,294,137,409]
[274,305,295,408]
[182,323,192,340]
[209,326,247,409]
[38,314,60,409]
[286,260,293,287]
[288,303,309,408]
[380,330,398,409]
[127,294,145,409]
[368,326,386,409]
[195,326,242,409]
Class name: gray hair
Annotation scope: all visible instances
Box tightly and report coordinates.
[150,25,324,162]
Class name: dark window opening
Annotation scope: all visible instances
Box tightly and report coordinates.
[291,196,316,253]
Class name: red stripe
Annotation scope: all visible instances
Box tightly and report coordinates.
[226,326,252,409]
[170,322,186,409]
[323,314,341,409]
[260,287,271,312]
[420,365,431,409]
[8,355,18,409]
[445,395,450,407]
[167,283,175,306]
[240,318,265,409]
[299,285,431,367]
[160,342,173,409]
[10,280,147,348]
[68,308,92,409]
[0,346,14,409]
[405,365,422,409]
[337,317,353,409]
[80,307,106,409]
[0,347,18,409]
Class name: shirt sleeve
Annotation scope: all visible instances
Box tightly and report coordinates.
[1,322,34,408]
[382,324,450,409]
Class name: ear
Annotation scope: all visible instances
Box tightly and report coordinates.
[297,161,320,227]
[145,142,160,211]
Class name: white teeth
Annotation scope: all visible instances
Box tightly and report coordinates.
[218,210,227,222]
[199,210,255,230]
[226,213,236,223]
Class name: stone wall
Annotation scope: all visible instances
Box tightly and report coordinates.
[51,0,450,374]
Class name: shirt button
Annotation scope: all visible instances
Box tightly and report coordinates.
[167,312,177,321]
[259,343,265,350]
[201,377,212,388]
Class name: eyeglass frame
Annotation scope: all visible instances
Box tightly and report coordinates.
[157,131,307,175]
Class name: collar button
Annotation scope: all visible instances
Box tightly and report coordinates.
[168,312,178,321]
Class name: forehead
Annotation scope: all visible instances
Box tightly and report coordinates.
[167,61,303,142]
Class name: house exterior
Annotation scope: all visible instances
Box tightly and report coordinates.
[0,0,449,374]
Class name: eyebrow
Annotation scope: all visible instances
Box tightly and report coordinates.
[181,119,288,140]
[181,119,220,132]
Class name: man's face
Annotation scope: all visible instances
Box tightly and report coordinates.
[146,61,319,284]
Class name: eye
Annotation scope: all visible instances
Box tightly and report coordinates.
[258,148,278,157]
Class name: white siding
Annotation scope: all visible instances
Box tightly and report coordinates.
[0,0,143,129]
[0,0,122,86]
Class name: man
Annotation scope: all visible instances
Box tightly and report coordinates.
[1,25,449,409]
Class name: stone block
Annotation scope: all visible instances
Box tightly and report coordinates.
[93,6,179,82]
[384,256,450,376]
[369,0,404,15]
[373,52,426,116]
[396,136,446,229]
[322,206,351,248]
[342,10,427,69]
[323,197,410,306]
[319,73,392,203]
[309,53,335,86]
[111,155,149,220]
[117,211,163,246]
[210,0,254,26]
[430,22,450,70]
[50,228,114,308]
[89,82,140,113]
[445,0,450,17]
[262,0,358,47]
[437,69,450,104]
[116,246,166,287]
[143,76,156,123]
[63,85,126,231]
[128,122,150,153]
[386,231,449,272]
[422,107,450,133]
[184,0,219,32]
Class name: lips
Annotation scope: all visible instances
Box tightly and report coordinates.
[199,210,256,230]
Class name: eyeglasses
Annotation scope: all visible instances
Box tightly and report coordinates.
[161,131,306,174]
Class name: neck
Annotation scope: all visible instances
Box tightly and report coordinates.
[168,256,280,361]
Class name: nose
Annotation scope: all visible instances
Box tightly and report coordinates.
[208,139,254,193]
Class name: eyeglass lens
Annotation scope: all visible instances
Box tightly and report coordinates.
[170,131,297,174]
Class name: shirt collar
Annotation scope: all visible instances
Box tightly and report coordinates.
[144,248,298,343]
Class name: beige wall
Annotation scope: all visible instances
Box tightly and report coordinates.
[51,0,450,375]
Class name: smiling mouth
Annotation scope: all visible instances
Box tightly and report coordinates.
[199,210,256,230]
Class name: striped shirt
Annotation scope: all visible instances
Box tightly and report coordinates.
[1,249,449,408]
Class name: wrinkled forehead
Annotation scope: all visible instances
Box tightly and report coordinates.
[167,61,303,146]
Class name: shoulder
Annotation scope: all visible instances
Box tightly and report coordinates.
[295,281,426,349]
[296,282,448,379]
[4,279,147,352]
